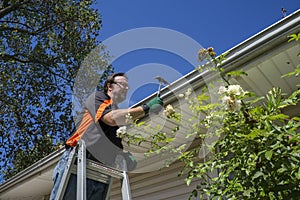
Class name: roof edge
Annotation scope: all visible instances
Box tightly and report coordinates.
[0,147,64,194]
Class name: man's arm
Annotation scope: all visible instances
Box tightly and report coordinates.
[101,97,163,126]
[101,106,145,126]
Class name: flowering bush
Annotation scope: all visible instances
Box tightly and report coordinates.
[179,40,300,199]
[181,85,300,199]
[121,35,300,199]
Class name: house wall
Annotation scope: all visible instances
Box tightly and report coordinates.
[109,161,202,200]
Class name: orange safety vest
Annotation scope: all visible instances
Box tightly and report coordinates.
[66,98,113,147]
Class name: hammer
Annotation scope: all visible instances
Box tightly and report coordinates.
[154,76,169,97]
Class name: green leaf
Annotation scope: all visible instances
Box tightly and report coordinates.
[268,114,289,121]
[265,150,273,160]
[287,33,300,42]
[292,116,300,121]
[281,68,300,78]
[277,167,287,173]
[244,190,250,197]
[269,192,276,200]
[296,168,300,179]
[226,70,248,77]
[245,129,262,139]
[253,171,264,180]
[186,178,192,186]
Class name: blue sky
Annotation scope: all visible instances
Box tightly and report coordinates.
[93,0,299,106]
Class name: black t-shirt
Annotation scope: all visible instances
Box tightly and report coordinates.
[68,90,124,165]
[94,91,123,149]
[83,90,123,149]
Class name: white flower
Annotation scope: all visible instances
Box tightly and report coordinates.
[205,115,212,124]
[178,94,185,98]
[164,104,175,118]
[222,96,231,104]
[116,126,127,138]
[218,86,226,94]
[235,100,242,111]
[125,113,133,124]
[185,88,192,98]
[227,85,244,96]
[222,95,241,111]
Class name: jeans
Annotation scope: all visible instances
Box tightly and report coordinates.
[49,148,109,200]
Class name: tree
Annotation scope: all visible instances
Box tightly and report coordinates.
[0,0,113,181]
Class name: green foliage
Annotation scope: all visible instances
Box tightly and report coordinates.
[282,32,300,78]
[182,87,300,199]
[0,0,111,181]
[287,33,300,42]
[123,38,300,199]
[183,40,300,199]
[120,120,185,159]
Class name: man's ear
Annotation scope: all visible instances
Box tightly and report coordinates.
[107,83,113,92]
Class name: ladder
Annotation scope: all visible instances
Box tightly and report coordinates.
[54,140,132,200]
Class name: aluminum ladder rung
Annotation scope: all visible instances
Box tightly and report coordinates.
[54,140,132,200]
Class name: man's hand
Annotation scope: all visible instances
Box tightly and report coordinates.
[142,97,163,114]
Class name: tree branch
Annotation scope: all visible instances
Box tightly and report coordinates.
[0,20,34,32]
[1,53,72,83]
[0,0,30,19]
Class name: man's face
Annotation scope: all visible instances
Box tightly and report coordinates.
[110,76,129,103]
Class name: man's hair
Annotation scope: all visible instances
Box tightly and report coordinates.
[103,72,127,93]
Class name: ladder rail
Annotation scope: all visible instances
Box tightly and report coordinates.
[116,154,132,200]
[77,140,87,200]
[53,140,132,200]
[121,169,132,200]
[54,147,77,200]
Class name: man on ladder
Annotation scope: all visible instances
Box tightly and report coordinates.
[50,72,164,200]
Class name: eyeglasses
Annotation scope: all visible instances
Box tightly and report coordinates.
[113,82,130,89]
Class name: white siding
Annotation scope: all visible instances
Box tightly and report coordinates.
[110,161,200,200]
